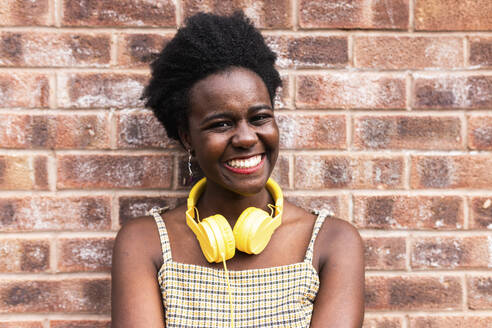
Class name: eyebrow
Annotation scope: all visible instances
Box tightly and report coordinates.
[200,104,272,125]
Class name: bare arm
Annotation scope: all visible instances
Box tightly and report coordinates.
[111,217,165,328]
[310,219,365,328]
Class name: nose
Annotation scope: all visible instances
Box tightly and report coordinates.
[231,120,258,149]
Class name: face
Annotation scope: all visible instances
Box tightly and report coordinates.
[182,67,279,196]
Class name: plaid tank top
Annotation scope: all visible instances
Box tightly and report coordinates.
[151,209,328,328]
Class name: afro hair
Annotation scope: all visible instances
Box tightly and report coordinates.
[142,11,282,141]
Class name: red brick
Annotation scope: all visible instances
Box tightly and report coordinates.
[470,37,492,67]
[0,0,50,26]
[0,322,43,328]
[363,316,403,328]
[269,155,290,190]
[295,155,404,189]
[0,196,111,232]
[50,321,111,328]
[285,195,348,220]
[0,113,110,149]
[468,114,492,150]
[411,155,492,189]
[118,196,185,225]
[365,276,462,310]
[277,113,346,149]
[57,73,147,108]
[0,32,110,67]
[363,237,406,270]
[34,156,48,190]
[0,155,49,190]
[415,0,492,31]
[296,74,406,109]
[413,75,492,109]
[0,73,49,108]
[58,237,114,272]
[299,0,409,29]
[468,276,492,309]
[62,0,176,27]
[265,35,348,68]
[0,278,110,313]
[354,196,464,230]
[411,236,491,269]
[354,115,462,150]
[469,196,492,229]
[117,33,171,68]
[409,316,492,328]
[116,110,176,149]
[57,154,173,189]
[182,0,292,29]
[0,239,50,272]
[354,36,463,69]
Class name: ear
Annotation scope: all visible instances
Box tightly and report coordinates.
[178,126,192,151]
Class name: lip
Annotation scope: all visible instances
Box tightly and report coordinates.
[223,154,265,175]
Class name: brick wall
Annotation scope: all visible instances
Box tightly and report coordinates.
[1,0,491,327]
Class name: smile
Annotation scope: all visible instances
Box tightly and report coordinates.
[224,154,265,174]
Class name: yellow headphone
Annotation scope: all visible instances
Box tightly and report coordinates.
[185,177,284,263]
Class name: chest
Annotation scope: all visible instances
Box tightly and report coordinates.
[162,214,317,272]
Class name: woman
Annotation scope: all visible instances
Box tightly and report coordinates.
[111,12,364,328]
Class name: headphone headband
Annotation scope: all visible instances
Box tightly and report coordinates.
[186,178,283,226]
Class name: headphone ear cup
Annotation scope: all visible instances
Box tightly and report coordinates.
[204,215,235,262]
[233,207,272,255]
[195,219,219,263]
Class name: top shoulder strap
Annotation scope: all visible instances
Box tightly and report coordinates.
[148,206,173,264]
[304,209,330,263]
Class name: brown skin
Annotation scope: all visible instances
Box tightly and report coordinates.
[111,68,365,327]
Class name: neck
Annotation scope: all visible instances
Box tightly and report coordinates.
[194,180,274,226]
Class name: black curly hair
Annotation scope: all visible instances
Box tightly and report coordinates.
[142,11,282,142]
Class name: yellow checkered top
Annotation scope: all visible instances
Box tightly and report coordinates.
[151,210,327,328]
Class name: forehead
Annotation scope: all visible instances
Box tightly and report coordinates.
[188,67,271,116]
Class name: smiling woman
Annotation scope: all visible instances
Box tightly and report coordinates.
[111,11,364,328]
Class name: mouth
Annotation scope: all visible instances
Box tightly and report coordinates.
[224,154,265,174]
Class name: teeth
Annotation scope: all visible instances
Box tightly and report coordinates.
[227,155,262,169]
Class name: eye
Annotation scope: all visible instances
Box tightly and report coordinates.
[208,120,232,130]
[250,113,272,125]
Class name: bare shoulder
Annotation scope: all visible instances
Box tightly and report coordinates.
[316,214,364,271]
[319,215,362,246]
[113,215,162,269]
[284,201,363,270]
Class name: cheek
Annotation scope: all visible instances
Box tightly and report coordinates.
[264,123,280,150]
[192,135,225,167]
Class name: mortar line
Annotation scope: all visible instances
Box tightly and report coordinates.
[406,233,412,272]
[348,34,354,68]
[409,0,415,32]
[111,191,120,231]
[403,314,409,328]
[175,0,183,27]
[462,274,469,312]
[50,232,58,274]
[404,154,411,190]
[54,0,61,27]
[292,0,299,31]
[111,31,118,67]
